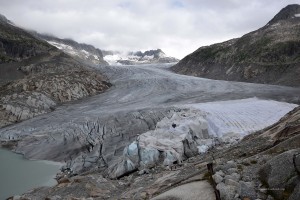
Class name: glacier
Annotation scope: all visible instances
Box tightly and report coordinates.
[109,98,297,177]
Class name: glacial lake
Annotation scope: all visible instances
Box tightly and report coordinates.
[0,148,62,199]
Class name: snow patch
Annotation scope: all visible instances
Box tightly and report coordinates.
[47,41,72,50]
[141,55,154,60]
[46,40,103,64]
[47,41,78,56]
[104,55,123,65]
[81,49,89,55]
[271,22,280,28]
[295,13,300,17]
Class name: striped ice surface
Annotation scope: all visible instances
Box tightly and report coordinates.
[135,98,298,165]
[187,98,298,138]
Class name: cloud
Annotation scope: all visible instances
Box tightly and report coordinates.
[0,0,299,58]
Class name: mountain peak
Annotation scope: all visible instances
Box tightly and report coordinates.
[172,4,300,87]
[103,49,178,65]
[268,4,300,24]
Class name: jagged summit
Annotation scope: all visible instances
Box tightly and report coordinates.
[103,48,179,65]
[268,4,300,24]
[129,49,165,59]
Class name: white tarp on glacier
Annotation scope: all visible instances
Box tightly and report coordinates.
[186,98,297,138]
[136,98,298,164]
[108,98,298,177]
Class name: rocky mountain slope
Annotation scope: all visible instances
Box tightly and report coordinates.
[0,14,54,64]
[103,49,179,65]
[172,4,300,87]
[0,14,111,128]
[35,33,108,66]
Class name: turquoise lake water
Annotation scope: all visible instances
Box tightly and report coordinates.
[0,148,62,199]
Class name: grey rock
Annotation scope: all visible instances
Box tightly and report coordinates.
[227,160,236,165]
[216,170,225,177]
[222,160,237,172]
[257,191,268,200]
[212,173,223,184]
[47,195,62,200]
[12,196,21,200]
[228,168,239,174]
[266,195,275,200]
[238,181,257,200]
[107,157,137,179]
[182,138,199,158]
[225,179,239,187]
[288,182,300,200]
[225,173,241,182]
[286,175,300,196]
[138,168,150,175]
[0,92,57,128]
[217,182,237,200]
[258,149,300,199]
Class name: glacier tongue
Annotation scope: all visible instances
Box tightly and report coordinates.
[187,98,298,139]
[108,98,297,178]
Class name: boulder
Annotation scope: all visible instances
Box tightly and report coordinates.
[288,182,300,200]
[46,195,62,200]
[224,173,241,182]
[213,173,223,184]
[237,181,257,200]
[258,149,300,199]
[225,160,237,169]
[227,168,239,174]
[217,182,237,200]
[216,170,225,177]
[225,179,239,187]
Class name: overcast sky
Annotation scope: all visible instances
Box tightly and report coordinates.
[0,0,299,58]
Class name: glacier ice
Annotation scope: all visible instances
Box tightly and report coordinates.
[111,98,298,178]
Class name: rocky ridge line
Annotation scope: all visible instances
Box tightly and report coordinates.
[172,4,300,87]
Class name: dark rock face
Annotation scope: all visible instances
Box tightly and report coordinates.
[130,49,164,59]
[0,16,54,64]
[258,149,300,199]
[268,4,300,24]
[172,4,300,87]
